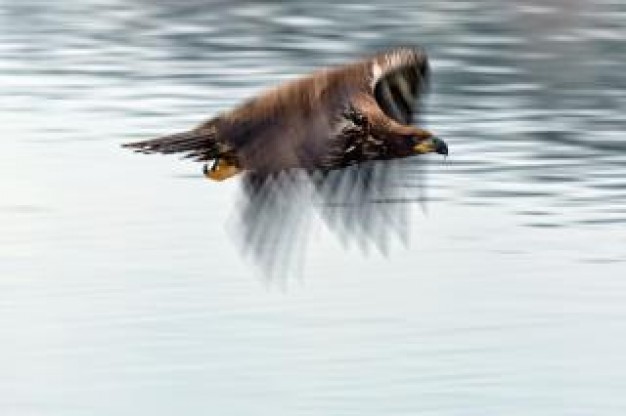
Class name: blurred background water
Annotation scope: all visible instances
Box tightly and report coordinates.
[1,0,626,414]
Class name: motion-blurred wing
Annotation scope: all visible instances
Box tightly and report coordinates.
[371,47,430,125]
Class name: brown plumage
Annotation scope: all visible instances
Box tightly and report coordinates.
[123,46,447,180]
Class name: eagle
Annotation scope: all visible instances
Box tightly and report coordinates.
[123,46,448,180]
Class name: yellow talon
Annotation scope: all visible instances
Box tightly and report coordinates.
[204,158,241,181]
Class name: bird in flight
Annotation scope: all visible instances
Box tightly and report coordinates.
[123,46,447,275]
[123,46,448,180]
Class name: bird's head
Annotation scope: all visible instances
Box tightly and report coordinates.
[411,130,448,156]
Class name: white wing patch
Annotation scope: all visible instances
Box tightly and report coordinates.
[370,62,382,88]
[369,47,424,88]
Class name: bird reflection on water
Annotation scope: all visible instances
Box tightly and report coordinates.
[235,158,429,278]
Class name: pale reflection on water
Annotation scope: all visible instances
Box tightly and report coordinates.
[1,0,626,415]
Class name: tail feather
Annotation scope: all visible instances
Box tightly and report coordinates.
[122,128,220,161]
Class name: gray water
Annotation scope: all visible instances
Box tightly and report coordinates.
[2,0,626,414]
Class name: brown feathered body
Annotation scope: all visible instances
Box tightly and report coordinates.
[124,47,433,176]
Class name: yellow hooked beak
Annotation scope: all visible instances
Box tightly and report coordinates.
[413,136,449,156]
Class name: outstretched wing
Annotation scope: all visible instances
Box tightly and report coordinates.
[371,47,430,125]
